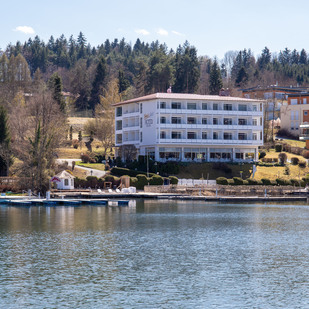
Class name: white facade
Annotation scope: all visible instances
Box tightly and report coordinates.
[55,170,75,190]
[114,93,263,162]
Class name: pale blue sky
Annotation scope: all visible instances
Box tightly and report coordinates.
[1,0,309,59]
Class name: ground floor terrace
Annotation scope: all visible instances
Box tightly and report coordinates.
[132,145,259,162]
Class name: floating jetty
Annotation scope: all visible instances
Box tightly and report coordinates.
[0,197,133,207]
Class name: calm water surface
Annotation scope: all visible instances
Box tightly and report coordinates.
[1,200,309,308]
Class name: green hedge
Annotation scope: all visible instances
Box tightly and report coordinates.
[169,176,178,185]
[216,177,228,185]
[111,167,155,177]
[149,175,164,185]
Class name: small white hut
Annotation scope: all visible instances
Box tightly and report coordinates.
[52,170,75,190]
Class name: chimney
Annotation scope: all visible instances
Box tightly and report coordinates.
[219,88,230,96]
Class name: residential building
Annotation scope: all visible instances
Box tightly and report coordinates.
[241,85,308,121]
[279,92,309,148]
[281,92,309,136]
[114,93,264,162]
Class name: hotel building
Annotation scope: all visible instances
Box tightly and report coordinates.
[114,93,263,162]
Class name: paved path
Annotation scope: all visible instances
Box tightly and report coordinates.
[56,159,105,178]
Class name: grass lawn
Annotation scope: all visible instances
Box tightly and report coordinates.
[277,138,306,148]
[253,149,309,181]
[75,162,105,171]
[72,167,89,178]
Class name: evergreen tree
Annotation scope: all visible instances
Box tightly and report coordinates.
[89,56,107,110]
[209,59,223,95]
[118,70,130,93]
[0,106,11,176]
[49,73,66,113]
[300,49,307,65]
[173,42,200,93]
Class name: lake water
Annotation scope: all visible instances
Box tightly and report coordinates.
[1,200,309,308]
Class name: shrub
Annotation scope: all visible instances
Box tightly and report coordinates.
[103,175,120,187]
[130,177,138,187]
[278,152,287,165]
[261,178,271,185]
[86,176,98,188]
[212,162,232,173]
[233,177,243,185]
[81,153,90,163]
[111,167,154,177]
[290,179,300,186]
[275,144,282,152]
[259,151,266,159]
[276,178,290,186]
[149,175,164,185]
[216,177,228,185]
[302,150,309,159]
[227,179,234,185]
[169,176,178,185]
[136,174,149,190]
[72,139,79,149]
[299,161,306,168]
[291,157,299,165]
[247,178,258,185]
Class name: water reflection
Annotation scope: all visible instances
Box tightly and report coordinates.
[1,201,309,308]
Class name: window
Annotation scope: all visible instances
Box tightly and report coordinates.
[116,107,122,117]
[252,105,257,112]
[172,117,181,124]
[202,118,208,124]
[202,103,208,110]
[160,101,166,109]
[172,132,181,139]
[253,133,257,140]
[65,179,69,186]
[252,119,257,126]
[116,120,122,130]
[224,118,232,125]
[213,132,218,140]
[140,103,143,113]
[172,102,181,109]
[224,132,232,140]
[238,133,247,140]
[160,117,166,124]
[140,118,143,128]
[291,99,297,105]
[116,134,122,144]
[238,118,247,125]
[304,98,307,104]
[235,153,244,159]
[223,104,232,111]
[305,111,308,116]
[213,103,218,110]
[160,131,166,139]
[213,118,218,125]
[187,103,197,110]
[187,117,196,124]
[187,132,197,139]
[238,104,247,111]
[140,132,142,142]
[202,132,207,139]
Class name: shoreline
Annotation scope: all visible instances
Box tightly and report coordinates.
[1,193,309,204]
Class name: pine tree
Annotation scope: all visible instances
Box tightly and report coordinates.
[49,73,66,113]
[0,106,11,176]
[89,56,107,110]
[118,70,130,93]
[209,59,223,95]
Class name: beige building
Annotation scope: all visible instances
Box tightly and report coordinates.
[280,93,309,147]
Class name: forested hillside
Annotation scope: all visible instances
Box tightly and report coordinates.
[1,31,309,112]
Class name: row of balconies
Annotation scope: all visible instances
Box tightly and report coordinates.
[156,138,263,145]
